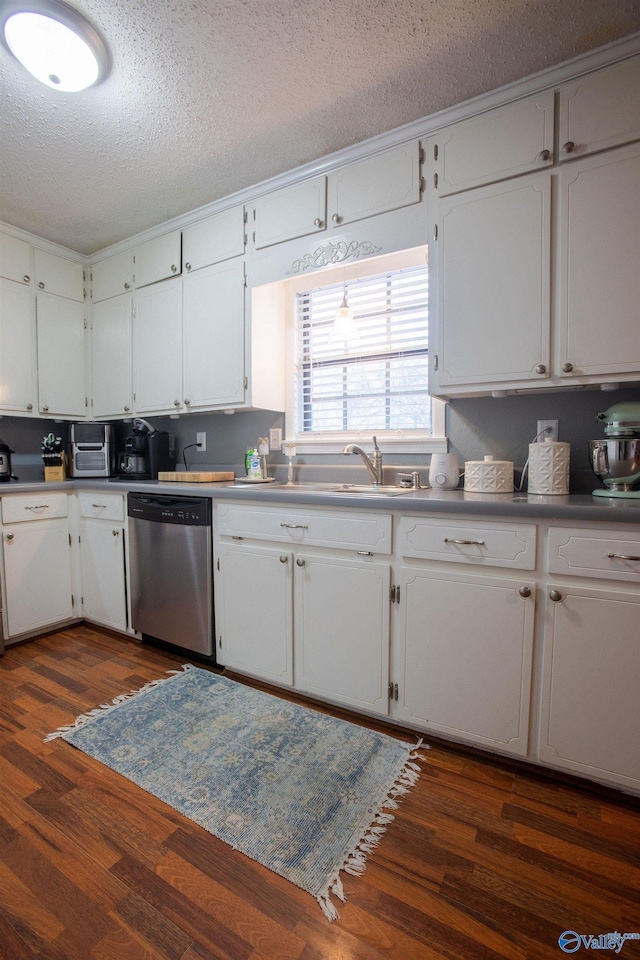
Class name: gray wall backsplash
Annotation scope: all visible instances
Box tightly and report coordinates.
[2,385,638,491]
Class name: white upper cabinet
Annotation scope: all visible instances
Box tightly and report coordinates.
[434,173,551,389]
[432,91,555,196]
[0,234,31,285]
[253,176,326,249]
[132,279,183,414]
[183,205,245,272]
[556,142,640,382]
[133,230,182,288]
[36,293,87,418]
[0,277,37,415]
[91,294,133,418]
[91,251,134,302]
[558,56,640,161]
[327,142,423,226]
[34,249,85,302]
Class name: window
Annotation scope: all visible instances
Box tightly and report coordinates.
[283,247,446,453]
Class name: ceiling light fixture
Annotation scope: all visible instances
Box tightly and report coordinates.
[331,284,360,345]
[0,0,108,91]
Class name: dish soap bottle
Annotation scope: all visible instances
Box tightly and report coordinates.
[245,446,262,479]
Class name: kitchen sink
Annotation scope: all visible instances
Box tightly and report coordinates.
[329,484,410,496]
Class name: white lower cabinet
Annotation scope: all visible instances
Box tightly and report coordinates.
[79,519,127,632]
[539,583,640,792]
[394,566,534,756]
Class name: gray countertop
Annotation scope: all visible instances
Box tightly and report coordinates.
[2,477,640,524]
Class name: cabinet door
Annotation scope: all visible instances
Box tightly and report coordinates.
[0,234,31,285]
[558,56,640,161]
[91,295,133,418]
[183,259,245,409]
[294,554,390,715]
[435,173,551,389]
[91,251,134,302]
[432,91,555,196]
[183,206,245,272]
[539,584,640,790]
[253,176,326,249]
[328,142,422,227]
[79,519,127,631]
[556,144,640,381]
[216,542,293,685]
[36,293,87,417]
[2,519,74,637]
[132,280,183,414]
[0,278,37,415]
[134,231,182,288]
[34,249,85,302]
[395,567,534,756]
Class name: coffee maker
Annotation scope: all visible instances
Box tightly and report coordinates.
[0,437,14,482]
[118,419,171,479]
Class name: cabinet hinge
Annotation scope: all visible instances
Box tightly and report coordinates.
[244,234,248,247]
[433,173,438,190]
[71,594,75,607]
[218,635,223,649]
[433,144,438,161]
[84,318,87,329]
[433,353,438,371]
[390,585,400,603]
[83,288,87,300]
[216,557,220,571]
[419,146,425,165]
[78,534,81,544]
[433,225,438,241]
[85,396,88,407]
[419,176,425,194]
[388,681,399,701]
[68,533,72,547]
[244,210,248,223]
[244,273,248,288]
[252,231,255,243]
[243,376,248,390]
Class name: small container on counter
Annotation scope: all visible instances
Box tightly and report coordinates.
[464,455,514,493]
[528,439,570,495]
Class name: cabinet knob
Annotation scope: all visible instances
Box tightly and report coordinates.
[174,399,181,407]
[279,555,288,563]
[562,362,574,373]
[38,281,45,289]
[124,405,130,412]
[184,397,191,406]
[112,529,120,536]
[171,264,178,273]
[563,141,576,153]
[185,262,191,271]
[42,404,49,412]
[26,403,33,411]
[313,218,324,228]
[296,557,306,567]
[519,586,531,598]
[331,213,342,224]
[23,274,30,283]
[124,282,130,290]
[537,149,551,162]
[549,589,563,602]
[5,533,14,542]
[535,363,547,375]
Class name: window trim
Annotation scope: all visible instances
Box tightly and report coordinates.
[282,246,447,455]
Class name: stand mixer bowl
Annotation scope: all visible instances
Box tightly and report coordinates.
[589,439,640,491]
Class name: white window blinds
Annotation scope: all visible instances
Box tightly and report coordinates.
[295,264,430,435]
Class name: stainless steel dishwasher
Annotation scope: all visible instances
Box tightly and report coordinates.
[128,492,214,659]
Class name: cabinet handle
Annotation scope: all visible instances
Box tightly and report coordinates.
[537,149,551,161]
[563,141,576,153]
[42,404,49,412]
[535,363,547,375]
[357,551,373,556]
[562,362,574,373]
[124,282,130,289]
[313,218,324,228]
[331,213,342,224]
[5,533,14,541]
[549,589,563,602]
[607,552,640,562]
[185,262,192,271]
[26,504,48,511]
[280,523,308,529]
[444,537,485,545]
[232,535,244,540]
[91,503,106,509]
[279,555,288,563]
[171,264,178,273]
[23,274,30,283]
[519,586,531,598]
[296,557,306,567]
[38,281,45,289]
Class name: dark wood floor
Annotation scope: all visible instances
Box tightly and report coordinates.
[1,625,639,960]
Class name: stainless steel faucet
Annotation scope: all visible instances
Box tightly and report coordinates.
[342,436,383,486]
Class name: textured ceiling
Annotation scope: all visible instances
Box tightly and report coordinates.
[1,0,639,255]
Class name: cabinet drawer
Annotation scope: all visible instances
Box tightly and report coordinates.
[77,492,124,521]
[217,503,392,554]
[398,516,536,569]
[548,526,640,582]
[1,492,68,523]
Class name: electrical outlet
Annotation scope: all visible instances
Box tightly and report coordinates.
[537,419,558,441]
[196,431,206,452]
[269,427,282,451]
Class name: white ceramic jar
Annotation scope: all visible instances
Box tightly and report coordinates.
[528,439,570,495]
[464,455,514,493]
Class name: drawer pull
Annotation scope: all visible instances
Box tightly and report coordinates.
[549,590,563,602]
[5,533,14,541]
[607,552,640,562]
[357,551,373,556]
[519,586,531,598]
[296,557,306,567]
[25,504,48,511]
[444,538,485,546]
[281,523,308,530]
[232,535,244,540]
[92,503,107,509]
[279,555,288,563]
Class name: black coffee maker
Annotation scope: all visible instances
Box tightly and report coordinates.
[0,437,14,482]
[117,419,171,479]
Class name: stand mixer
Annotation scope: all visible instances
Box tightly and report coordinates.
[589,402,640,498]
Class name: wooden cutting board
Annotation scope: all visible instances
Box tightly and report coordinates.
[157,471,235,483]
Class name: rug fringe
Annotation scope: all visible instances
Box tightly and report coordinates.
[316,736,426,920]
[43,664,194,742]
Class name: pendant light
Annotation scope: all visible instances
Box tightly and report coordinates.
[331,282,360,344]
[0,0,109,92]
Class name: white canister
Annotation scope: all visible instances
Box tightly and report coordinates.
[528,439,570,495]
[464,455,514,493]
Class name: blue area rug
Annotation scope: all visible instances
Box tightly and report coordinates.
[46,664,423,919]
